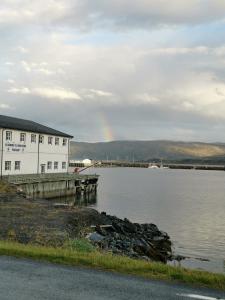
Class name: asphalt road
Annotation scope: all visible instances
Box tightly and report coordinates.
[0,256,224,300]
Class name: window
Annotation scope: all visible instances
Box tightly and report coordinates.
[55,137,59,145]
[62,162,66,169]
[63,138,67,146]
[6,131,12,141]
[20,133,26,142]
[47,161,52,170]
[39,135,44,144]
[31,134,36,143]
[5,161,11,171]
[48,137,53,145]
[15,161,21,170]
[54,161,58,170]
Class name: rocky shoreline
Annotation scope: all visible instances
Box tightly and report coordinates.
[88,212,172,263]
[0,183,172,263]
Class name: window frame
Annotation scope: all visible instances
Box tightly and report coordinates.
[31,134,36,143]
[47,161,52,170]
[54,161,58,170]
[48,136,53,145]
[62,138,67,146]
[5,161,11,171]
[55,137,59,146]
[62,162,66,169]
[5,131,12,141]
[20,133,26,142]
[15,161,21,171]
[39,135,44,144]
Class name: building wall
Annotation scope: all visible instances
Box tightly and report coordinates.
[0,128,70,176]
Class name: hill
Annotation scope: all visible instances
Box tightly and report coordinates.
[70,140,225,163]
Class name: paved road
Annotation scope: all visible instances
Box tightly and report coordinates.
[0,256,224,300]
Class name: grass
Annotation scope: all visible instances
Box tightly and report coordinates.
[65,238,96,253]
[0,181,16,193]
[0,240,225,291]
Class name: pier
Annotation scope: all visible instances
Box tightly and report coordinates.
[4,173,99,199]
[98,160,225,171]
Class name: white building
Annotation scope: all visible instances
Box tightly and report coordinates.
[82,159,92,167]
[0,115,73,176]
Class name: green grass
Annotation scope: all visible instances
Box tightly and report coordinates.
[65,238,96,253]
[0,240,225,291]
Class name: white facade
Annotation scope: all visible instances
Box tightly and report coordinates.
[0,128,71,176]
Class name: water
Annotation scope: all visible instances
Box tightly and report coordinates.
[80,167,225,273]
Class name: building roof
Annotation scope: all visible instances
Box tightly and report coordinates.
[0,115,73,138]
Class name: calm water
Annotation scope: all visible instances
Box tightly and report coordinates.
[82,167,225,274]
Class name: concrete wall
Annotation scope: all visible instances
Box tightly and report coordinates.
[0,128,70,176]
[19,179,97,199]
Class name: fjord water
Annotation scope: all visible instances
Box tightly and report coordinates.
[84,167,225,273]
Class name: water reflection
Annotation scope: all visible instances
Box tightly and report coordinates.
[52,192,97,207]
[74,192,97,206]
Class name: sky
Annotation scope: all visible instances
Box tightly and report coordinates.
[1,1,225,142]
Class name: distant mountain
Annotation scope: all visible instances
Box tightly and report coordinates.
[70,140,225,163]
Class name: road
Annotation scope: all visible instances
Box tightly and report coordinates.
[0,256,224,300]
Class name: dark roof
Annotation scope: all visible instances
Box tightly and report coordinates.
[0,115,73,138]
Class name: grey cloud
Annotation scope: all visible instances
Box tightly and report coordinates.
[1,1,225,142]
[0,0,225,30]
[2,39,225,139]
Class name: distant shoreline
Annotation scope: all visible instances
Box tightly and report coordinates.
[91,162,225,171]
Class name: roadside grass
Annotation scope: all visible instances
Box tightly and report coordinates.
[65,238,96,253]
[0,240,225,291]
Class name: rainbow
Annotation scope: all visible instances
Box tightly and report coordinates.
[98,112,114,142]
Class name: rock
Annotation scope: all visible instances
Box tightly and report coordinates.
[112,221,126,234]
[123,220,137,233]
[87,232,104,242]
[87,212,172,263]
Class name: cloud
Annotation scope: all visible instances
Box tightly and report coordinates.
[0,103,11,109]
[89,89,113,97]
[1,1,225,142]
[7,85,81,102]
[21,60,31,72]
[3,38,225,141]
[33,87,82,102]
[8,87,31,94]
[16,46,29,54]
[35,68,54,75]
[0,0,225,31]
[5,62,14,66]
[136,93,160,104]
[6,79,15,84]
[20,60,59,75]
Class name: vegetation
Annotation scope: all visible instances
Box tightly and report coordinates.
[0,240,225,291]
[70,140,225,162]
[65,238,96,253]
[0,181,16,193]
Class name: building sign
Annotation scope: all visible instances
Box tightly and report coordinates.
[5,143,26,152]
